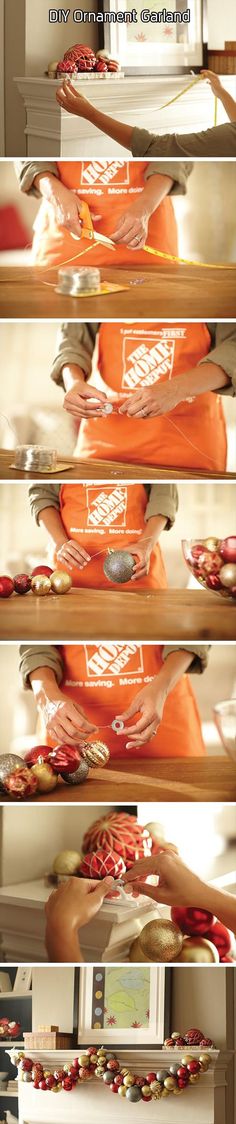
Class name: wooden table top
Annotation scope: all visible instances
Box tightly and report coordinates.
[1,450,235,482]
[0,588,235,641]
[0,262,235,318]
[1,759,235,804]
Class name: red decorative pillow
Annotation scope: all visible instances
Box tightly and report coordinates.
[0,205,31,251]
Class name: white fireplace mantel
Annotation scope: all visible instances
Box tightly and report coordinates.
[15,1047,232,1124]
[14,74,236,157]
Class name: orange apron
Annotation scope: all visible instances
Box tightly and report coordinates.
[55,483,167,590]
[78,322,227,471]
[46,643,205,758]
[32,159,178,268]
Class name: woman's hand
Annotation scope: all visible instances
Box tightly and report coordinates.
[56,538,91,570]
[123,851,207,907]
[40,692,96,743]
[119,381,180,418]
[45,875,114,960]
[35,172,83,238]
[127,538,153,581]
[64,379,108,419]
[116,679,167,747]
[56,79,90,119]
[112,206,149,250]
[201,70,223,97]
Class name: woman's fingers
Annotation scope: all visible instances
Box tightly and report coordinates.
[126,721,157,747]
[57,541,91,565]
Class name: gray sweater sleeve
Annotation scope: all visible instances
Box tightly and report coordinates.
[144,159,192,194]
[19,645,64,689]
[162,644,210,673]
[50,323,99,386]
[29,483,60,524]
[15,160,59,196]
[202,324,236,396]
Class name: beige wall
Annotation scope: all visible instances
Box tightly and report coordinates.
[32,967,76,1032]
[25,0,99,76]
[0,805,113,884]
[207,0,236,47]
[4,0,26,156]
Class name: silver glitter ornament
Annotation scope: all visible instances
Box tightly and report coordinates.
[61,760,89,785]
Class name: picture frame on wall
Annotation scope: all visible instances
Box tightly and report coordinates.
[102,0,206,74]
[78,966,171,1047]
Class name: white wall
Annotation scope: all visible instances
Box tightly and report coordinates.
[32,966,75,1032]
[207,0,236,48]
[4,0,26,156]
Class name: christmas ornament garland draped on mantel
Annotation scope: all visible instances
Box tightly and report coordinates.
[12,1040,213,1102]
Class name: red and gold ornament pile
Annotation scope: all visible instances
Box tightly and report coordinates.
[0,738,110,800]
[57,43,120,75]
[82,812,153,868]
[0,566,72,599]
[183,536,236,600]
[171,906,233,963]
[164,1029,214,1050]
[15,1043,212,1101]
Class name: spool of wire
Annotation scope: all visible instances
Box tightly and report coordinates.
[57,266,101,296]
[14,445,58,472]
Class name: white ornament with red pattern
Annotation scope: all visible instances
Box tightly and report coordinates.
[79,848,126,879]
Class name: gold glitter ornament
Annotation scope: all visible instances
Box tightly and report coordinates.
[189,1073,201,1084]
[80,741,110,768]
[123,1074,135,1087]
[50,570,72,594]
[139,918,183,962]
[150,1081,162,1094]
[31,575,51,596]
[205,537,220,551]
[129,937,149,962]
[199,1054,211,1068]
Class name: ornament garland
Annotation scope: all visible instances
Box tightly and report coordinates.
[12,1041,213,1101]
[0,567,71,600]
[0,739,110,800]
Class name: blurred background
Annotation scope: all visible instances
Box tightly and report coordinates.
[0,643,235,759]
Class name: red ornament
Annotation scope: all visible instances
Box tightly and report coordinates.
[187,1061,200,1074]
[145,1073,156,1084]
[0,576,14,598]
[184,1028,204,1045]
[46,1075,55,1089]
[82,812,152,868]
[95,60,108,71]
[220,955,234,963]
[107,1060,120,1072]
[206,574,222,591]
[48,744,81,775]
[110,1083,119,1092]
[114,1074,124,1086]
[177,1067,188,1079]
[107,59,120,71]
[231,586,236,599]
[220,537,236,564]
[205,920,231,957]
[174,1037,185,1047]
[13,574,31,595]
[64,43,96,61]
[25,745,51,767]
[79,848,126,879]
[178,1077,189,1089]
[62,1078,73,1091]
[199,1037,214,1047]
[57,60,77,73]
[31,566,53,578]
[188,544,205,567]
[21,1057,32,1071]
[171,907,214,936]
[39,1080,47,1090]
[54,1070,65,1082]
[4,767,38,799]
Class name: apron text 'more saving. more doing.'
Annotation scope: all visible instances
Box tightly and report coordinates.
[32,160,178,268]
[77,322,227,471]
[55,484,167,589]
[44,643,205,759]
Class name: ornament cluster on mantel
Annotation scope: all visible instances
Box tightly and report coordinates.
[11,1040,213,1103]
[47,43,121,79]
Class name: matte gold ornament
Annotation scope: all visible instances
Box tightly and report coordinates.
[173,1086,184,1095]
[118,1086,127,1097]
[160,1087,170,1098]
[80,741,110,768]
[53,850,81,875]
[123,1074,135,1087]
[219,563,236,589]
[189,1073,201,1084]
[50,570,72,594]
[164,1076,177,1090]
[176,936,219,963]
[31,762,58,792]
[31,575,51,596]
[181,1055,194,1065]
[199,1054,211,1068]
[139,918,183,962]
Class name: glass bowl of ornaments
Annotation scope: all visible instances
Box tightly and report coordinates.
[182,536,236,601]
[213,699,236,762]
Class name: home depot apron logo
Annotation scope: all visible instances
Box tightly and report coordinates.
[84,643,144,678]
[121,335,176,389]
[85,487,128,529]
[81,161,130,187]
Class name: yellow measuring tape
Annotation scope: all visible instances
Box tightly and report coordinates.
[142,244,235,269]
[157,73,217,123]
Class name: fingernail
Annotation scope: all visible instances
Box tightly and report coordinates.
[104,876,114,886]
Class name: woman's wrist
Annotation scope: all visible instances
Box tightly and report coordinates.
[62,364,86,392]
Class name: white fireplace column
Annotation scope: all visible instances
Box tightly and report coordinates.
[16,1048,231,1124]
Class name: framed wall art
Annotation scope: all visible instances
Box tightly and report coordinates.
[102,0,206,74]
[78,965,171,1046]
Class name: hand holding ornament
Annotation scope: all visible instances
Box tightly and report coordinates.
[45,876,114,961]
